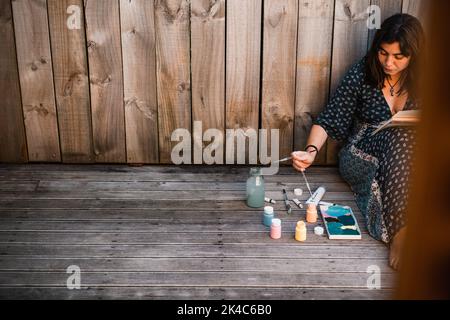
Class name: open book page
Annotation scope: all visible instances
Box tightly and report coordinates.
[371,110,420,135]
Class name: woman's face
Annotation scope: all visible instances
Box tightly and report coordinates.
[378,42,411,77]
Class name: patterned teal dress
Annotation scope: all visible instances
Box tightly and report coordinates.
[314,58,419,244]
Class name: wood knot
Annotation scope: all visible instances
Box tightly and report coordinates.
[63,73,84,97]
[157,0,189,24]
[90,75,112,87]
[25,104,49,117]
[87,40,96,51]
[343,3,353,19]
[177,82,190,92]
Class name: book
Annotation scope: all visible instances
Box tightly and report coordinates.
[318,203,362,240]
[371,110,420,135]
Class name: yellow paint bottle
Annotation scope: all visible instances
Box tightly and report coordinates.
[295,221,307,242]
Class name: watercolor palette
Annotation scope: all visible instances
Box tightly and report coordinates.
[319,203,362,240]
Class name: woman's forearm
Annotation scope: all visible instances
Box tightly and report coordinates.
[306,125,328,152]
[291,125,328,171]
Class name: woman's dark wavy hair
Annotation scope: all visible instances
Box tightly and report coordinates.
[365,13,425,98]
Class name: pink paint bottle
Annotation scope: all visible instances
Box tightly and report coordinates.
[270,219,281,240]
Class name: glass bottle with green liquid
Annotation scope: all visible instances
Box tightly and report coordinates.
[246,168,265,208]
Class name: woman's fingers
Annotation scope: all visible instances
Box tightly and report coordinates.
[291,151,315,172]
[292,151,310,161]
[293,158,309,171]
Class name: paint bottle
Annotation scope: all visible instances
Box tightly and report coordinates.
[270,219,282,239]
[306,203,318,223]
[295,221,307,242]
[246,168,265,208]
[263,206,274,227]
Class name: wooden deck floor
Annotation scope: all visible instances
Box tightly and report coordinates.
[0,164,395,299]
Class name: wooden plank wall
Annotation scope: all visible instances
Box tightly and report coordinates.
[0,0,28,163]
[0,0,426,164]
[294,0,334,165]
[262,0,297,161]
[191,0,225,164]
[120,0,159,164]
[85,0,126,163]
[155,0,191,164]
[11,0,61,162]
[47,0,94,163]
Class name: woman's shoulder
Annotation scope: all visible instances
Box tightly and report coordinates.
[339,58,367,89]
[344,58,366,82]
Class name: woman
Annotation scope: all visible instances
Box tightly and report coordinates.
[292,14,425,270]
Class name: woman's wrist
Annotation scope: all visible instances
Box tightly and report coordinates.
[305,144,319,155]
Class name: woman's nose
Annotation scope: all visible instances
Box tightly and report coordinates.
[385,55,395,67]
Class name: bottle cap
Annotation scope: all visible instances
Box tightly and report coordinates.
[264,206,274,214]
[249,167,261,176]
[314,226,324,236]
[294,188,303,196]
[296,221,306,228]
[271,219,281,227]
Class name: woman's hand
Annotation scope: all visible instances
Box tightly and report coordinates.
[291,151,316,172]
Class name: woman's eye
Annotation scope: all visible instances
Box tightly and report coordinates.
[379,51,387,56]
[395,55,405,60]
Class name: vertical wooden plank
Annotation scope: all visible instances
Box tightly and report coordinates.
[12,0,61,162]
[85,0,125,163]
[368,0,403,49]
[155,0,191,164]
[226,0,261,132]
[120,0,159,164]
[0,0,28,163]
[191,0,225,162]
[402,0,426,19]
[294,0,334,165]
[402,0,428,30]
[47,0,94,163]
[261,0,297,160]
[327,0,370,164]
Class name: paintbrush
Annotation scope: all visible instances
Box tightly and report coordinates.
[282,188,292,214]
[275,155,313,197]
[273,156,292,164]
[301,169,313,196]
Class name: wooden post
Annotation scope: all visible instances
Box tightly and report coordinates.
[12,0,61,162]
[262,0,297,161]
[155,0,191,164]
[191,0,225,164]
[120,0,159,164]
[47,0,94,163]
[294,0,334,165]
[0,0,28,163]
[85,0,126,163]
[226,0,261,163]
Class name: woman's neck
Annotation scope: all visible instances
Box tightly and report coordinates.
[387,72,402,83]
